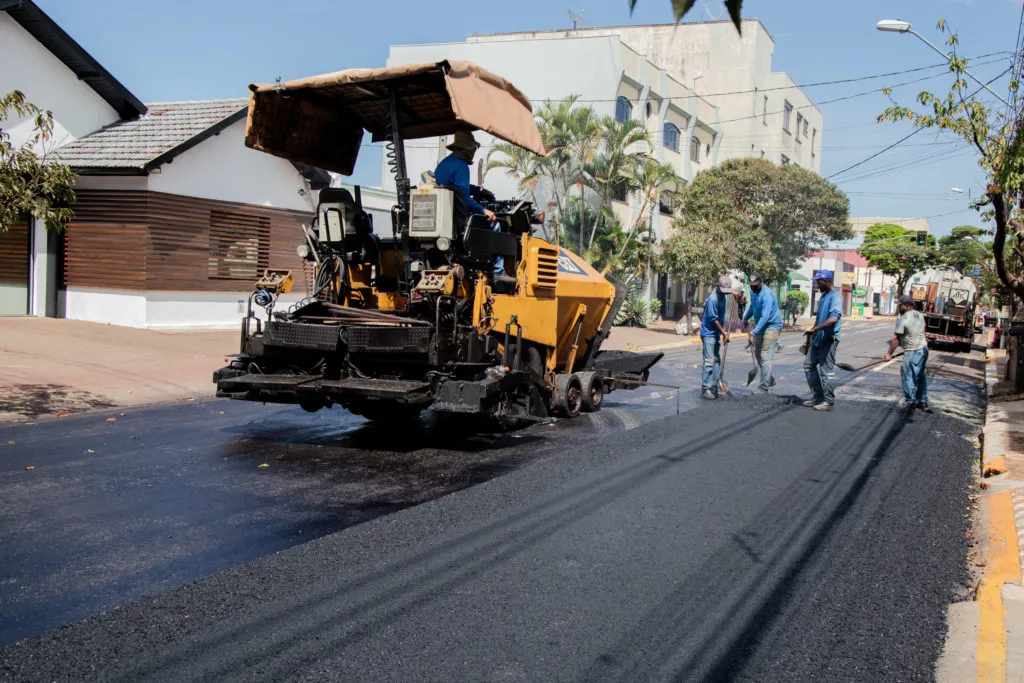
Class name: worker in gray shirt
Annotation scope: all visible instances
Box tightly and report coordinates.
[885,295,929,411]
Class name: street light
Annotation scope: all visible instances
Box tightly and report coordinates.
[875,19,1012,107]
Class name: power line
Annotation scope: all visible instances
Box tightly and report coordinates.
[826,64,1013,181]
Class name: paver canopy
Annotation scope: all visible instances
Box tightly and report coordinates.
[245,60,547,175]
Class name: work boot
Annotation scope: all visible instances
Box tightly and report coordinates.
[813,402,833,412]
[701,390,717,400]
[802,398,823,407]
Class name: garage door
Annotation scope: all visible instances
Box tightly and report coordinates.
[0,220,30,316]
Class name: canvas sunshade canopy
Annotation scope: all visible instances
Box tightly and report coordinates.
[245,60,547,176]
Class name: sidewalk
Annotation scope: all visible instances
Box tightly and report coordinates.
[0,318,238,422]
[971,348,1024,682]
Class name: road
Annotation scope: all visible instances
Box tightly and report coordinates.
[0,320,986,681]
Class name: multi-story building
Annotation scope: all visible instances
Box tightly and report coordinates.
[383,19,821,317]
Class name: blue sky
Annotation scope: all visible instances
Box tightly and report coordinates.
[35,0,1024,237]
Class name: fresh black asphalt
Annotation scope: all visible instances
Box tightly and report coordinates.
[0,322,984,681]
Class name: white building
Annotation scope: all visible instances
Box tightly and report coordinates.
[0,0,328,328]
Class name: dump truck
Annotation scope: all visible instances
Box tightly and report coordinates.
[212,60,663,420]
[910,270,977,353]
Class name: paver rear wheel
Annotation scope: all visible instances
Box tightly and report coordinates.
[554,374,583,418]
[577,371,604,412]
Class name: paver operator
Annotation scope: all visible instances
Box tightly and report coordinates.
[434,131,515,287]
[803,269,843,411]
[742,272,784,392]
[885,294,929,411]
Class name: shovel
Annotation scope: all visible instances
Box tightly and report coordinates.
[746,342,759,386]
[837,350,903,372]
[717,315,733,396]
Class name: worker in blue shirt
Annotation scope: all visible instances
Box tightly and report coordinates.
[742,272,784,392]
[803,269,843,411]
[700,275,740,400]
[435,131,515,288]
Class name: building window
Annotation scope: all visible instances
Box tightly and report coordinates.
[659,191,674,215]
[763,95,768,126]
[208,210,270,279]
[803,119,809,137]
[615,96,633,124]
[663,123,681,152]
[783,101,793,133]
[781,154,791,165]
[645,101,654,119]
[612,181,629,203]
[795,114,803,143]
[690,136,700,162]
[811,128,817,156]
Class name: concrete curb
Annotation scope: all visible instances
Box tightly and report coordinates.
[976,348,1024,682]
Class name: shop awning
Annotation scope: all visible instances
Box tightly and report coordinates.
[788,271,810,282]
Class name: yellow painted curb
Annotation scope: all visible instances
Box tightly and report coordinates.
[977,490,1022,682]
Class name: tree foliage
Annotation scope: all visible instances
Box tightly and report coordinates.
[0,90,75,231]
[660,158,851,285]
[859,223,938,295]
[878,19,1024,304]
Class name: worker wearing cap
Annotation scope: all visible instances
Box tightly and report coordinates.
[803,269,843,411]
[885,294,929,411]
[435,131,514,287]
[743,273,784,392]
[700,276,739,400]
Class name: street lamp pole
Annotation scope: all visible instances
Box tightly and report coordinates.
[876,19,1012,108]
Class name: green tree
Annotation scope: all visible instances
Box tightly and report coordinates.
[666,158,850,283]
[1,90,75,231]
[878,19,1024,305]
[859,223,938,295]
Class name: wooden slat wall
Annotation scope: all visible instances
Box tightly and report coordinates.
[65,223,146,288]
[0,220,30,285]
[66,190,310,292]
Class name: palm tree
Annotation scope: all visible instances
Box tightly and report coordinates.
[618,157,682,258]
[485,142,548,240]
[533,96,580,246]
[585,117,649,250]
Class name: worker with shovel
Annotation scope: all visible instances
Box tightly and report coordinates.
[885,294,929,411]
[742,273,784,393]
[802,269,843,411]
[700,276,741,400]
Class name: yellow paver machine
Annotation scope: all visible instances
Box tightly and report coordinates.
[213,60,663,420]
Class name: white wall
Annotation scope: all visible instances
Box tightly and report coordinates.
[65,288,148,328]
[0,13,120,148]
[148,119,315,212]
[65,287,308,330]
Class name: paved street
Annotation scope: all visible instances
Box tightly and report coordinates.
[0,320,988,681]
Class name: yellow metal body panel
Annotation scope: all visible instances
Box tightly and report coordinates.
[490,235,616,373]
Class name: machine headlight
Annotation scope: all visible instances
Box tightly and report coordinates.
[297,244,310,259]
[436,236,451,251]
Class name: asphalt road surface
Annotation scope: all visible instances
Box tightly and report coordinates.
[0,320,986,681]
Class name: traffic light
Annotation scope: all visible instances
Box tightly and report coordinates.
[916,230,927,246]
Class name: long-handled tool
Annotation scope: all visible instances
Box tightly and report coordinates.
[746,340,759,386]
[718,314,733,396]
[837,350,903,372]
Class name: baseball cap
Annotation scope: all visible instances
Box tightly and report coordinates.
[898,295,915,306]
[716,275,733,293]
[812,269,834,280]
[749,272,764,285]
